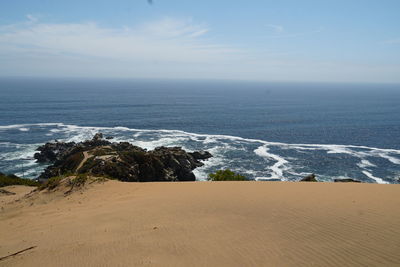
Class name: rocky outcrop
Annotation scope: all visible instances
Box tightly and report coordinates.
[36,134,212,182]
[34,134,114,164]
[334,178,361,183]
[300,174,318,182]
[189,151,213,160]
[34,141,77,163]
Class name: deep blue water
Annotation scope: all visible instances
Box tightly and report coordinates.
[1,78,399,183]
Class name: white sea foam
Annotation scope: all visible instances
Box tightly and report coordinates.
[4,122,400,152]
[254,145,288,179]
[193,156,226,181]
[132,132,143,138]
[2,148,38,161]
[362,171,388,184]
[326,146,353,155]
[0,123,65,130]
[113,135,189,151]
[357,160,377,168]
[2,123,400,181]
[378,153,400,165]
[0,142,16,147]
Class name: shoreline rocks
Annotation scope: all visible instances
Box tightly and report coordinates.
[300,174,318,182]
[34,141,76,163]
[35,133,212,182]
[334,178,361,183]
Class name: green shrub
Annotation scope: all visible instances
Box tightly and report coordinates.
[0,173,40,187]
[208,169,247,181]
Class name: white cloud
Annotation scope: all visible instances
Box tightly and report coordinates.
[0,17,235,65]
[0,17,399,83]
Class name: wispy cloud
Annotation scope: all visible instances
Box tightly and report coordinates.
[266,24,284,33]
[265,25,323,39]
[139,17,209,39]
[0,17,236,65]
[0,17,398,83]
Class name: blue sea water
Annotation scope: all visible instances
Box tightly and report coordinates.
[0,78,399,183]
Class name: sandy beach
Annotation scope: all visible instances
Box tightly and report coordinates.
[1,181,400,266]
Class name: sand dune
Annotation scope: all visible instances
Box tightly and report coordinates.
[1,181,400,266]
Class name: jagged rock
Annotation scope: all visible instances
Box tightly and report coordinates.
[37,134,212,182]
[189,151,213,160]
[334,178,361,183]
[34,141,76,163]
[82,135,111,147]
[93,133,103,140]
[105,136,114,140]
[34,134,113,164]
[301,174,318,182]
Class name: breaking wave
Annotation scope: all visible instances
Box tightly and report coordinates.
[1,123,400,184]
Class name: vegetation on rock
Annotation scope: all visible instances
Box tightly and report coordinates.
[0,173,40,187]
[35,134,212,182]
[36,134,212,183]
[208,169,247,181]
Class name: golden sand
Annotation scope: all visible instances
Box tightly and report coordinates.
[1,181,400,266]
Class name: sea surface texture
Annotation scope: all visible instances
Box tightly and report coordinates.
[0,78,399,183]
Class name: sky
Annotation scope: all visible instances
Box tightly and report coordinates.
[0,0,399,83]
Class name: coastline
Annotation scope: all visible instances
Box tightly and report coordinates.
[1,180,400,266]
[1,123,400,183]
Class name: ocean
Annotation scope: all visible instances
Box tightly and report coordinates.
[1,78,399,183]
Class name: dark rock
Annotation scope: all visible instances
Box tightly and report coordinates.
[34,141,76,163]
[105,136,114,140]
[34,133,113,164]
[189,151,213,160]
[37,135,212,182]
[334,178,361,183]
[257,178,281,182]
[93,133,103,140]
[300,174,318,182]
[82,134,111,147]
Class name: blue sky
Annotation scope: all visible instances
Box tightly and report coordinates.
[0,0,399,83]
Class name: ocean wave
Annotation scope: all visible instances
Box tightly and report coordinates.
[361,171,389,184]
[357,160,377,168]
[0,123,65,130]
[0,123,400,183]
